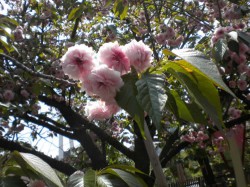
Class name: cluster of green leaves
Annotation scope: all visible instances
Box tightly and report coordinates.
[0,152,147,187]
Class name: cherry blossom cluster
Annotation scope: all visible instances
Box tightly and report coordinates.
[197,0,244,21]
[155,25,184,47]
[61,40,153,121]
[211,26,249,93]
[181,129,209,149]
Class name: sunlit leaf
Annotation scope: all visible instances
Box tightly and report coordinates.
[103,168,147,187]
[13,152,63,187]
[96,174,127,187]
[171,48,234,96]
[67,171,84,187]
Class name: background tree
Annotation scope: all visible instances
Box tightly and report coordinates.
[0,0,249,186]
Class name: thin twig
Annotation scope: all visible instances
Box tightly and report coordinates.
[0,53,76,86]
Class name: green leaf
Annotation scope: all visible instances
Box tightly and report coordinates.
[68,6,83,21]
[4,166,25,177]
[84,169,97,187]
[136,74,168,129]
[67,171,84,187]
[113,0,128,20]
[168,68,223,128]
[115,73,144,136]
[169,90,206,124]
[238,31,250,47]
[13,152,63,187]
[104,165,146,175]
[212,39,227,63]
[103,168,147,187]
[96,174,127,187]
[171,48,235,96]
[0,176,27,187]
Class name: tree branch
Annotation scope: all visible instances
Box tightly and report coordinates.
[0,53,75,86]
[0,137,76,176]
[38,96,136,161]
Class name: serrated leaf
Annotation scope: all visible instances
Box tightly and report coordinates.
[84,169,97,187]
[171,48,235,96]
[136,74,167,129]
[67,171,84,187]
[13,152,63,187]
[212,39,227,63]
[115,73,145,136]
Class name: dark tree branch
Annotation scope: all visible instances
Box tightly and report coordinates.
[38,96,107,169]
[0,137,77,176]
[142,1,160,62]
[20,113,74,139]
[38,96,135,164]
[225,114,250,129]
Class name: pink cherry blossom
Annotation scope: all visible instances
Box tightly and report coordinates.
[61,44,96,80]
[181,134,195,143]
[82,65,124,103]
[20,89,30,98]
[85,100,120,121]
[28,180,46,187]
[98,42,130,75]
[124,40,153,73]
[3,90,15,102]
[237,79,247,91]
[237,63,248,73]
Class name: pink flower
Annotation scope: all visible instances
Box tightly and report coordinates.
[181,134,195,143]
[61,44,96,80]
[98,42,130,75]
[82,65,124,103]
[237,79,247,91]
[229,80,236,88]
[214,27,225,38]
[155,33,167,45]
[85,100,120,121]
[28,180,46,187]
[237,63,248,73]
[124,40,152,73]
[3,90,15,101]
[13,26,24,42]
[20,89,30,98]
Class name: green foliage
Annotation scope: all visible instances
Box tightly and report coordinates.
[0,176,27,187]
[115,73,145,136]
[67,171,84,187]
[212,39,227,63]
[136,73,168,129]
[12,152,63,187]
[170,48,234,96]
[166,89,206,124]
[113,0,128,20]
[162,59,224,128]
